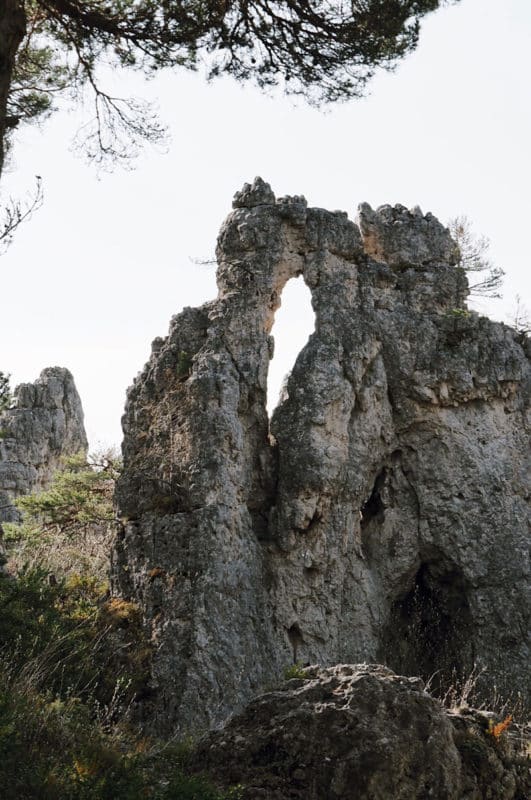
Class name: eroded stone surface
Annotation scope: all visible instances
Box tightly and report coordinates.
[0,367,88,523]
[190,665,529,800]
[114,178,530,736]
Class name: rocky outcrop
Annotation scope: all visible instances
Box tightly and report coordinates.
[190,665,529,800]
[114,178,530,737]
[0,367,88,524]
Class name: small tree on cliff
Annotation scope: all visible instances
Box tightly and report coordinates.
[0,1,452,182]
[15,450,120,537]
[0,371,11,412]
[448,215,504,299]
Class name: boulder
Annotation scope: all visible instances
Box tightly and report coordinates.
[191,665,529,800]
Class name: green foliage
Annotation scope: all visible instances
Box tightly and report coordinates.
[2,1,451,176]
[0,371,11,412]
[445,308,470,319]
[0,666,241,799]
[8,36,76,125]
[16,451,120,536]
[0,565,109,695]
[283,662,308,680]
[0,682,142,800]
[453,728,491,770]
[160,772,241,800]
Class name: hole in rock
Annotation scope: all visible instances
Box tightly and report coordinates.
[287,623,304,664]
[360,468,386,528]
[267,276,315,414]
[304,566,320,580]
[382,555,474,693]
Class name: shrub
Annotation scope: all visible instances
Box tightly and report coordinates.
[283,663,309,680]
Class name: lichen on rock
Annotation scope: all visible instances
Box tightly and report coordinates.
[113,178,530,737]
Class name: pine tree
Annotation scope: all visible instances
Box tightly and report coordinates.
[0,1,450,179]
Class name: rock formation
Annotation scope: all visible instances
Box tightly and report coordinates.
[190,665,529,800]
[114,178,530,737]
[0,367,88,524]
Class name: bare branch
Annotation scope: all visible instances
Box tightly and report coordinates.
[448,215,504,300]
[0,176,43,254]
[509,294,530,337]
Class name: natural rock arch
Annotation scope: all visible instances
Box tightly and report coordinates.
[114,178,530,737]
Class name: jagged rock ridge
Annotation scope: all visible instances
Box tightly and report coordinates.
[114,178,530,737]
[0,367,88,524]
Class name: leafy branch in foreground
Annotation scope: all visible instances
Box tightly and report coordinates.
[0,2,455,180]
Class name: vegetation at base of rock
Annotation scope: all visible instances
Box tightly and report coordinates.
[0,463,237,799]
[283,662,309,680]
[0,676,239,799]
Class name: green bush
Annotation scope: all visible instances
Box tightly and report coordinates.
[283,662,308,680]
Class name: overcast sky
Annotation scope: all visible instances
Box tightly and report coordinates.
[1,0,529,450]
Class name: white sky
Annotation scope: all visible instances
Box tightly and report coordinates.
[1,0,529,450]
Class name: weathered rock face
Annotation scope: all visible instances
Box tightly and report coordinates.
[190,665,529,800]
[0,367,88,523]
[114,178,530,737]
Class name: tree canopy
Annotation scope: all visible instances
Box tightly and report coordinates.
[0,1,452,180]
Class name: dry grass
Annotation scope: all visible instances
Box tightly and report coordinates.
[4,519,114,584]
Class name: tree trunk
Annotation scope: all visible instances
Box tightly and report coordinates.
[0,0,26,182]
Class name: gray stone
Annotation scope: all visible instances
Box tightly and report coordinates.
[0,367,88,524]
[113,179,530,738]
[190,665,529,800]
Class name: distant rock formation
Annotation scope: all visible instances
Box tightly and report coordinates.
[114,178,530,737]
[190,665,529,800]
[0,367,88,524]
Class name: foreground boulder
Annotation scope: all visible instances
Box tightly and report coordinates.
[191,665,529,800]
[114,178,530,736]
[0,367,87,524]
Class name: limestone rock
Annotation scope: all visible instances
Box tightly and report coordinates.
[190,665,529,800]
[113,180,530,737]
[0,367,88,523]
[357,201,460,270]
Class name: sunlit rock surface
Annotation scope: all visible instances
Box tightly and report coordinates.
[114,179,530,737]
